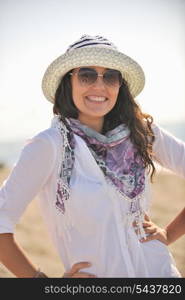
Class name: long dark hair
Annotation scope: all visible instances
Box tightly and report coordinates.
[53,71,156,180]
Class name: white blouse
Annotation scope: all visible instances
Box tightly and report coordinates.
[0,123,184,277]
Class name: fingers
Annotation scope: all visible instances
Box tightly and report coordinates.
[70,261,91,274]
[144,226,157,234]
[144,213,150,222]
[140,232,158,243]
[64,261,97,278]
[140,228,168,245]
[142,222,151,228]
[133,214,168,246]
[142,214,152,227]
[133,214,164,244]
[133,214,151,229]
[134,226,157,237]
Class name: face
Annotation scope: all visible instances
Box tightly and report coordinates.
[70,66,120,130]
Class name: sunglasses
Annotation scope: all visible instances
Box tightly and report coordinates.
[70,67,123,87]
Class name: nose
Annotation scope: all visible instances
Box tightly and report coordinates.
[92,74,106,88]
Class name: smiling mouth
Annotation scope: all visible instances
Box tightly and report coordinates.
[85,96,108,102]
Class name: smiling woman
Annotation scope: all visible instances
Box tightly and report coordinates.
[0,34,185,278]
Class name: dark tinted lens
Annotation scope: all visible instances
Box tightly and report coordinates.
[78,68,97,85]
[104,69,122,86]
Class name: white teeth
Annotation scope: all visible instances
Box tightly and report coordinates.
[86,96,106,102]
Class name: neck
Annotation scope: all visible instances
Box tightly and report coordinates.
[78,115,104,133]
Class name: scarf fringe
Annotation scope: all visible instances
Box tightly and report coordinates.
[106,177,147,240]
[52,116,74,241]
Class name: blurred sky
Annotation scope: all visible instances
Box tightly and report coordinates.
[0,0,185,141]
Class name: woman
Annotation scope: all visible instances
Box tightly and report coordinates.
[0,35,184,278]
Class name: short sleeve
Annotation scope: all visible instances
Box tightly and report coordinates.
[0,133,56,233]
[152,124,185,178]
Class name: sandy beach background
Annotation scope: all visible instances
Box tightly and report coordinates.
[0,166,184,278]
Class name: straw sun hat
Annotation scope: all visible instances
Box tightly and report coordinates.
[42,35,145,103]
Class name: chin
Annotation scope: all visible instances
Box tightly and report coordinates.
[87,112,107,118]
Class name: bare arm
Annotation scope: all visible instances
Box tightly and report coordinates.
[165,207,185,244]
[0,234,97,278]
[0,136,55,278]
[0,233,46,277]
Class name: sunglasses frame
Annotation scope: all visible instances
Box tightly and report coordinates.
[70,67,123,87]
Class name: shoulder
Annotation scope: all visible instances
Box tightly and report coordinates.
[33,127,62,147]
[151,123,161,137]
[151,123,177,139]
[151,123,173,140]
[27,127,62,149]
[20,127,62,160]
[151,122,185,148]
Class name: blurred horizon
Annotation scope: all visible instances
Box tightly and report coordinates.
[0,119,185,168]
[0,118,185,142]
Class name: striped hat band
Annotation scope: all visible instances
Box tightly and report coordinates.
[67,35,117,52]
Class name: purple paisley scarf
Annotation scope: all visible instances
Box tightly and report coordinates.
[51,116,146,216]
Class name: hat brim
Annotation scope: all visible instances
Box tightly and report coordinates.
[42,47,145,103]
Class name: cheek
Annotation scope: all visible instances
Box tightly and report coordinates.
[71,80,78,99]
[72,86,78,103]
[110,89,119,104]
[71,80,82,106]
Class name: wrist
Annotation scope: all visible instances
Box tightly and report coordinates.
[33,268,48,278]
[164,228,171,245]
